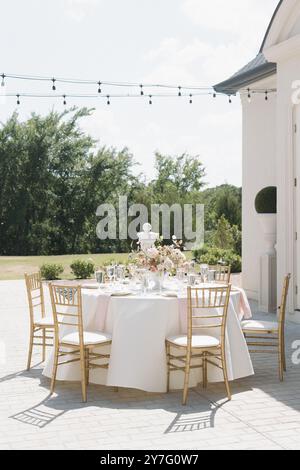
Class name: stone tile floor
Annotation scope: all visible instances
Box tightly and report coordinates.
[1,280,300,450]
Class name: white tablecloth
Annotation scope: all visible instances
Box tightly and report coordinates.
[43,288,254,393]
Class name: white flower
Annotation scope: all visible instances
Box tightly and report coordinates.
[163,257,174,271]
[147,247,159,259]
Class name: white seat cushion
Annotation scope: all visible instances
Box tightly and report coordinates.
[167,335,220,348]
[241,320,279,332]
[61,331,112,346]
[35,316,54,327]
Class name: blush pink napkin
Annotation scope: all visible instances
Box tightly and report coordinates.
[234,287,252,320]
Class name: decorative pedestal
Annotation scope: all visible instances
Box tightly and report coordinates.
[259,253,277,313]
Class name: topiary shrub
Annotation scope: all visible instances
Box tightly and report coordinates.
[70,259,95,279]
[193,246,242,273]
[255,187,277,214]
[40,263,64,280]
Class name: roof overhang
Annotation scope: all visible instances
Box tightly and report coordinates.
[213,0,283,95]
[214,60,277,95]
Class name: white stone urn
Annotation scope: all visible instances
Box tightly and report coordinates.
[258,214,277,255]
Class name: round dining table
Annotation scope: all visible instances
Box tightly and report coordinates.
[43,281,254,393]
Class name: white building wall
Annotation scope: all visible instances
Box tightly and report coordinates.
[270,54,300,322]
[241,88,277,300]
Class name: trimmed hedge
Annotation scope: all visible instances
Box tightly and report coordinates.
[255,186,277,214]
[193,246,242,273]
[40,263,64,280]
[70,259,95,279]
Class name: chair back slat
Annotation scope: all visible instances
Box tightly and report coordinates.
[187,285,231,340]
[25,272,45,323]
[49,284,83,343]
[209,265,231,284]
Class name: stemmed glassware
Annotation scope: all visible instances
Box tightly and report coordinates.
[106,265,115,283]
[116,265,125,282]
[200,264,209,283]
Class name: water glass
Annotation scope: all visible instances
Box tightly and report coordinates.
[188,273,197,286]
[208,269,216,283]
[95,270,104,285]
[176,268,185,281]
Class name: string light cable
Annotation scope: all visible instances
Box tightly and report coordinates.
[0,72,276,104]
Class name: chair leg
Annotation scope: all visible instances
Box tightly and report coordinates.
[221,349,231,401]
[50,344,59,395]
[166,342,171,393]
[203,352,207,389]
[80,349,87,403]
[42,329,46,362]
[278,346,284,382]
[85,349,89,386]
[182,350,191,406]
[282,332,286,372]
[27,328,34,370]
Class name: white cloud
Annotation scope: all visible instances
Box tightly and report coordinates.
[143,37,256,86]
[64,0,99,22]
[80,107,121,148]
[182,0,277,42]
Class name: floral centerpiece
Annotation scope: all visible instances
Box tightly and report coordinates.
[132,238,188,274]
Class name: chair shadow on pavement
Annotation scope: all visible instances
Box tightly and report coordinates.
[5,364,233,433]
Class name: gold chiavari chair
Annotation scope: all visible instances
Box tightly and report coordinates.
[242,274,291,382]
[25,272,54,370]
[49,284,112,402]
[166,285,232,405]
[209,265,231,284]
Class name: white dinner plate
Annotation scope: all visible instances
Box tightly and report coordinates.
[111,291,132,297]
[161,291,178,298]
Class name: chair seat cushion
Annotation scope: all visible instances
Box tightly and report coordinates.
[241,320,279,332]
[167,335,220,348]
[61,331,112,346]
[35,316,54,327]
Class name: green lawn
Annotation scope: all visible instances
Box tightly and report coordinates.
[0,253,194,280]
[0,254,131,280]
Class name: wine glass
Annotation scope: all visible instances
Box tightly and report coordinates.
[200,264,209,283]
[106,265,115,284]
[116,265,125,282]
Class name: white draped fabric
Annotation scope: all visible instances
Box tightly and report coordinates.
[43,287,254,393]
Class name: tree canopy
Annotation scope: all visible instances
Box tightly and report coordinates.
[0,108,241,256]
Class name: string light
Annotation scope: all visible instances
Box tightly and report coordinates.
[16,94,20,105]
[247,88,251,103]
[0,72,278,98]
[2,89,277,107]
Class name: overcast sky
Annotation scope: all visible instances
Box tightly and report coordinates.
[0,0,278,187]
